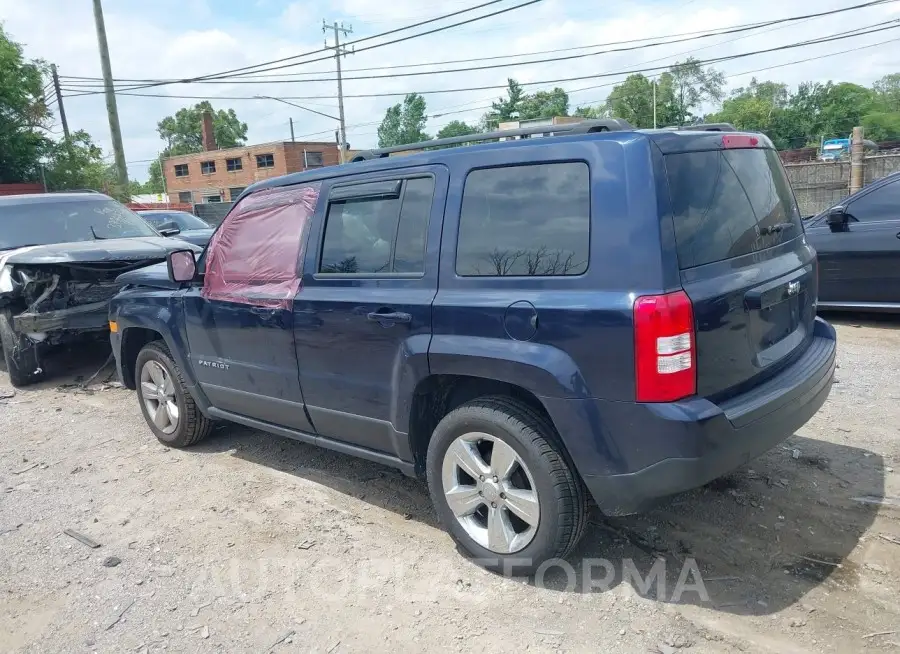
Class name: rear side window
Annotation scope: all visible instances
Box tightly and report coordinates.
[665,148,802,269]
[456,162,590,276]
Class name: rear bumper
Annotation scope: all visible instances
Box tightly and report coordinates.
[544,317,836,515]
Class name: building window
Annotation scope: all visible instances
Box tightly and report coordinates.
[174,164,189,177]
[177,191,193,203]
[456,162,590,276]
[226,157,243,172]
[228,187,246,201]
[256,153,275,169]
[305,151,324,168]
[320,176,434,275]
[203,194,222,203]
[201,160,216,175]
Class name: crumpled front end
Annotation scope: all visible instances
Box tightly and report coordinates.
[0,260,160,343]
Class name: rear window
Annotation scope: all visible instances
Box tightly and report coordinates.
[665,148,802,269]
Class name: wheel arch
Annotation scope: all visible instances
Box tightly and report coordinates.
[407,374,561,475]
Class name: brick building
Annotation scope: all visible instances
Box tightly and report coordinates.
[163,112,341,203]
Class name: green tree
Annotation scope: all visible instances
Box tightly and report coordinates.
[873,73,900,112]
[603,73,677,128]
[709,78,795,148]
[377,93,429,147]
[42,130,109,192]
[436,120,478,139]
[667,58,725,125]
[483,78,525,129]
[573,105,605,119]
[157,101,248,154]
[0,25,51,183]
[146,159,165,193]
[517,87,569,120]
[861,112,900,141]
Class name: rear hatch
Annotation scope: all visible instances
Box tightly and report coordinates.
[664,139,815,400]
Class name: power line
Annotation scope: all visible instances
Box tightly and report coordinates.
[60,21,900,101]
[58,0,896,88]
[66,0,541,95]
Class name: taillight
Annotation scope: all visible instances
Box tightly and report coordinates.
[634,290,696,403]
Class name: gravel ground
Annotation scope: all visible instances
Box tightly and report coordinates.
[1,317,899,654]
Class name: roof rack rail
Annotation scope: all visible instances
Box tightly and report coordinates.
[349,118,635,162]
[659,122,737,132]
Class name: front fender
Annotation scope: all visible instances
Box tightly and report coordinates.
[111,289,200,399]
[427,335,589,399]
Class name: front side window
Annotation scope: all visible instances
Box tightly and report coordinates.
[847,179,900,222]
[456,162,590,276]
[0,198,159,250]
[319,177,435,274]
[203,183,321,309]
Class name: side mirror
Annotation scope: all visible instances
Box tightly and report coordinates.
[157,222,181,237]
[826,206,849,231]
[167,249,196,283]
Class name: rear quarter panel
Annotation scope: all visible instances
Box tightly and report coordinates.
[431,135,667,402]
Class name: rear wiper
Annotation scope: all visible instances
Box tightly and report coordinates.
[759,222,795,236]
[90,226,107,240]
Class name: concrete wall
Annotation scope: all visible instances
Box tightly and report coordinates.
[784,154,900,216]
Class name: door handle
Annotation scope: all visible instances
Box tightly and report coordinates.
[896,232,900,239]
[367,310,411,325]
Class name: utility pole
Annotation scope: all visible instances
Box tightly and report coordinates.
[652,79,657,129]
[323,20,353,164]
[289,117,295,142]
[849,126,865,195]
[50,64,70,140]
[92,0,129,192]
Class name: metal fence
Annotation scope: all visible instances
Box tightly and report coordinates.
[784,154,900,216]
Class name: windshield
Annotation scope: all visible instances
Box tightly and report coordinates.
[140,211,209,230]
[0,197,159,250]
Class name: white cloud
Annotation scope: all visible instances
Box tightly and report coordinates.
[1,0,897,180]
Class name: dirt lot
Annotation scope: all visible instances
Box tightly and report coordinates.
[1,318,899,654]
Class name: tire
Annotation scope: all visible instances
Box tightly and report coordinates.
[0,309,45,387]
[426,396,588,576]
[135,340,213,448]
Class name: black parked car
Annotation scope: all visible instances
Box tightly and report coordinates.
[805,171,900,312]
[0,193,200,386]
[137,210,214,247]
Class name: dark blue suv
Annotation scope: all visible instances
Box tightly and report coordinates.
[108,120,836,573]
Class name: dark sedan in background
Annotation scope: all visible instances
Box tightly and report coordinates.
[805,171,900,313]
[137,210,214,247]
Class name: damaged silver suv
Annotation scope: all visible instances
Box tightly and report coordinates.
[0,192,199,386]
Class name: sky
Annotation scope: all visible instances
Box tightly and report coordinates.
[2,0,899,181]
